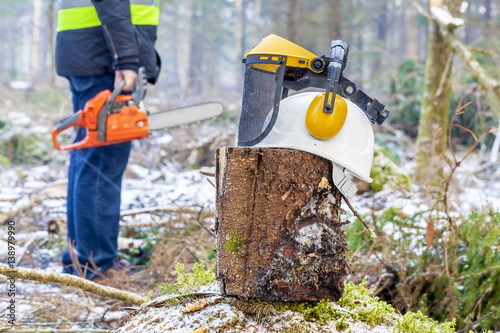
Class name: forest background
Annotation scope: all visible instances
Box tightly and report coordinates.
[0,0,499,331]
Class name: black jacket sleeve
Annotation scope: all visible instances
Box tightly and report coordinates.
[91,0,139,72]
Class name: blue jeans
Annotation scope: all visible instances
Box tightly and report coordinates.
[61,74,132,279]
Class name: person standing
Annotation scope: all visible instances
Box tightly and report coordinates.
[55,0,161,279]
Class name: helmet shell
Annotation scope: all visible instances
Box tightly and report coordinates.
[257,92,374,183]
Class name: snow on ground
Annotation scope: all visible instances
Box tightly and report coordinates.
[1,108,499,331]
[122,164,217,209]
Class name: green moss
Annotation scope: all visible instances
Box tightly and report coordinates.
[275,279,461,331]
[224,229,246,254]
[276,279,395,328]
[144,290,154,303]
[275,299,347,323]
[393,310,456,333]
[159,261,215,294]
[336,317,349,331]
[339,279,395,326]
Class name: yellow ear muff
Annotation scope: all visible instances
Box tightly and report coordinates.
[305,93,348,140]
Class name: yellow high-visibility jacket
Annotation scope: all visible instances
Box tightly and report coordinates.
[56,0,161,83]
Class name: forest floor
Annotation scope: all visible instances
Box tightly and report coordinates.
[0,87,499,332]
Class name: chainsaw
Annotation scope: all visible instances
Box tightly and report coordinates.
[52,68,223,150]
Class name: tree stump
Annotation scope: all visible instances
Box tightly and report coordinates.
[215,147,349,302]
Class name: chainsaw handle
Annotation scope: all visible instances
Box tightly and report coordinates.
[55,113,81,132]
[110,80,126,103]
[132,66,147,105]
[52,111,85,150]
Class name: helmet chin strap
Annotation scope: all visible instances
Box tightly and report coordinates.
[332,162,357,199]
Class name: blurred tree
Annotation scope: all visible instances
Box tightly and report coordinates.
[47,0,57,87]
[31,0,42,83]
[405,5,419,59]
[235,0,246,90]
[175,0,194,98]
[414,0,461,184]
[287,0,299,43]
[328,0,342,40]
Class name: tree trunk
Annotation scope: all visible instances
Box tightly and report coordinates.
[215,147,349,302]
[414,0,462,184]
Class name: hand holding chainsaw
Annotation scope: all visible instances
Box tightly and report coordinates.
[115,69,138,92]
[52,67,223,151]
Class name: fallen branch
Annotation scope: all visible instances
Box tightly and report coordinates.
[0,263,147,306]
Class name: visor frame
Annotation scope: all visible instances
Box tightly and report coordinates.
[238,54,287,147]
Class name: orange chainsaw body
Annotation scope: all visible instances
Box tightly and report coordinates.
[52,89,150,150]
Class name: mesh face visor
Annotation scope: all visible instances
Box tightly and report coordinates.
[237,55,286,147]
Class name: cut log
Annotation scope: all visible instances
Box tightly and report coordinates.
[215,147,349,302]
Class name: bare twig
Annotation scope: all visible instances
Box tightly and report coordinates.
[199,170,215,177]
[195,206,215,237]
[119,218,179,228]
[342,195,376,238]
[121,205,214,218]
[206,177,216,189]
[457,311,493,333]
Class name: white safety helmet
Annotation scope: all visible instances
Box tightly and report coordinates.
[237,35,389,198]
[258,92,374,183]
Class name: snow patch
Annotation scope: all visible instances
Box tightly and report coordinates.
[295,223,328,249]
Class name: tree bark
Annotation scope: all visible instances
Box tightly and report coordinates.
[215,147,349,302]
